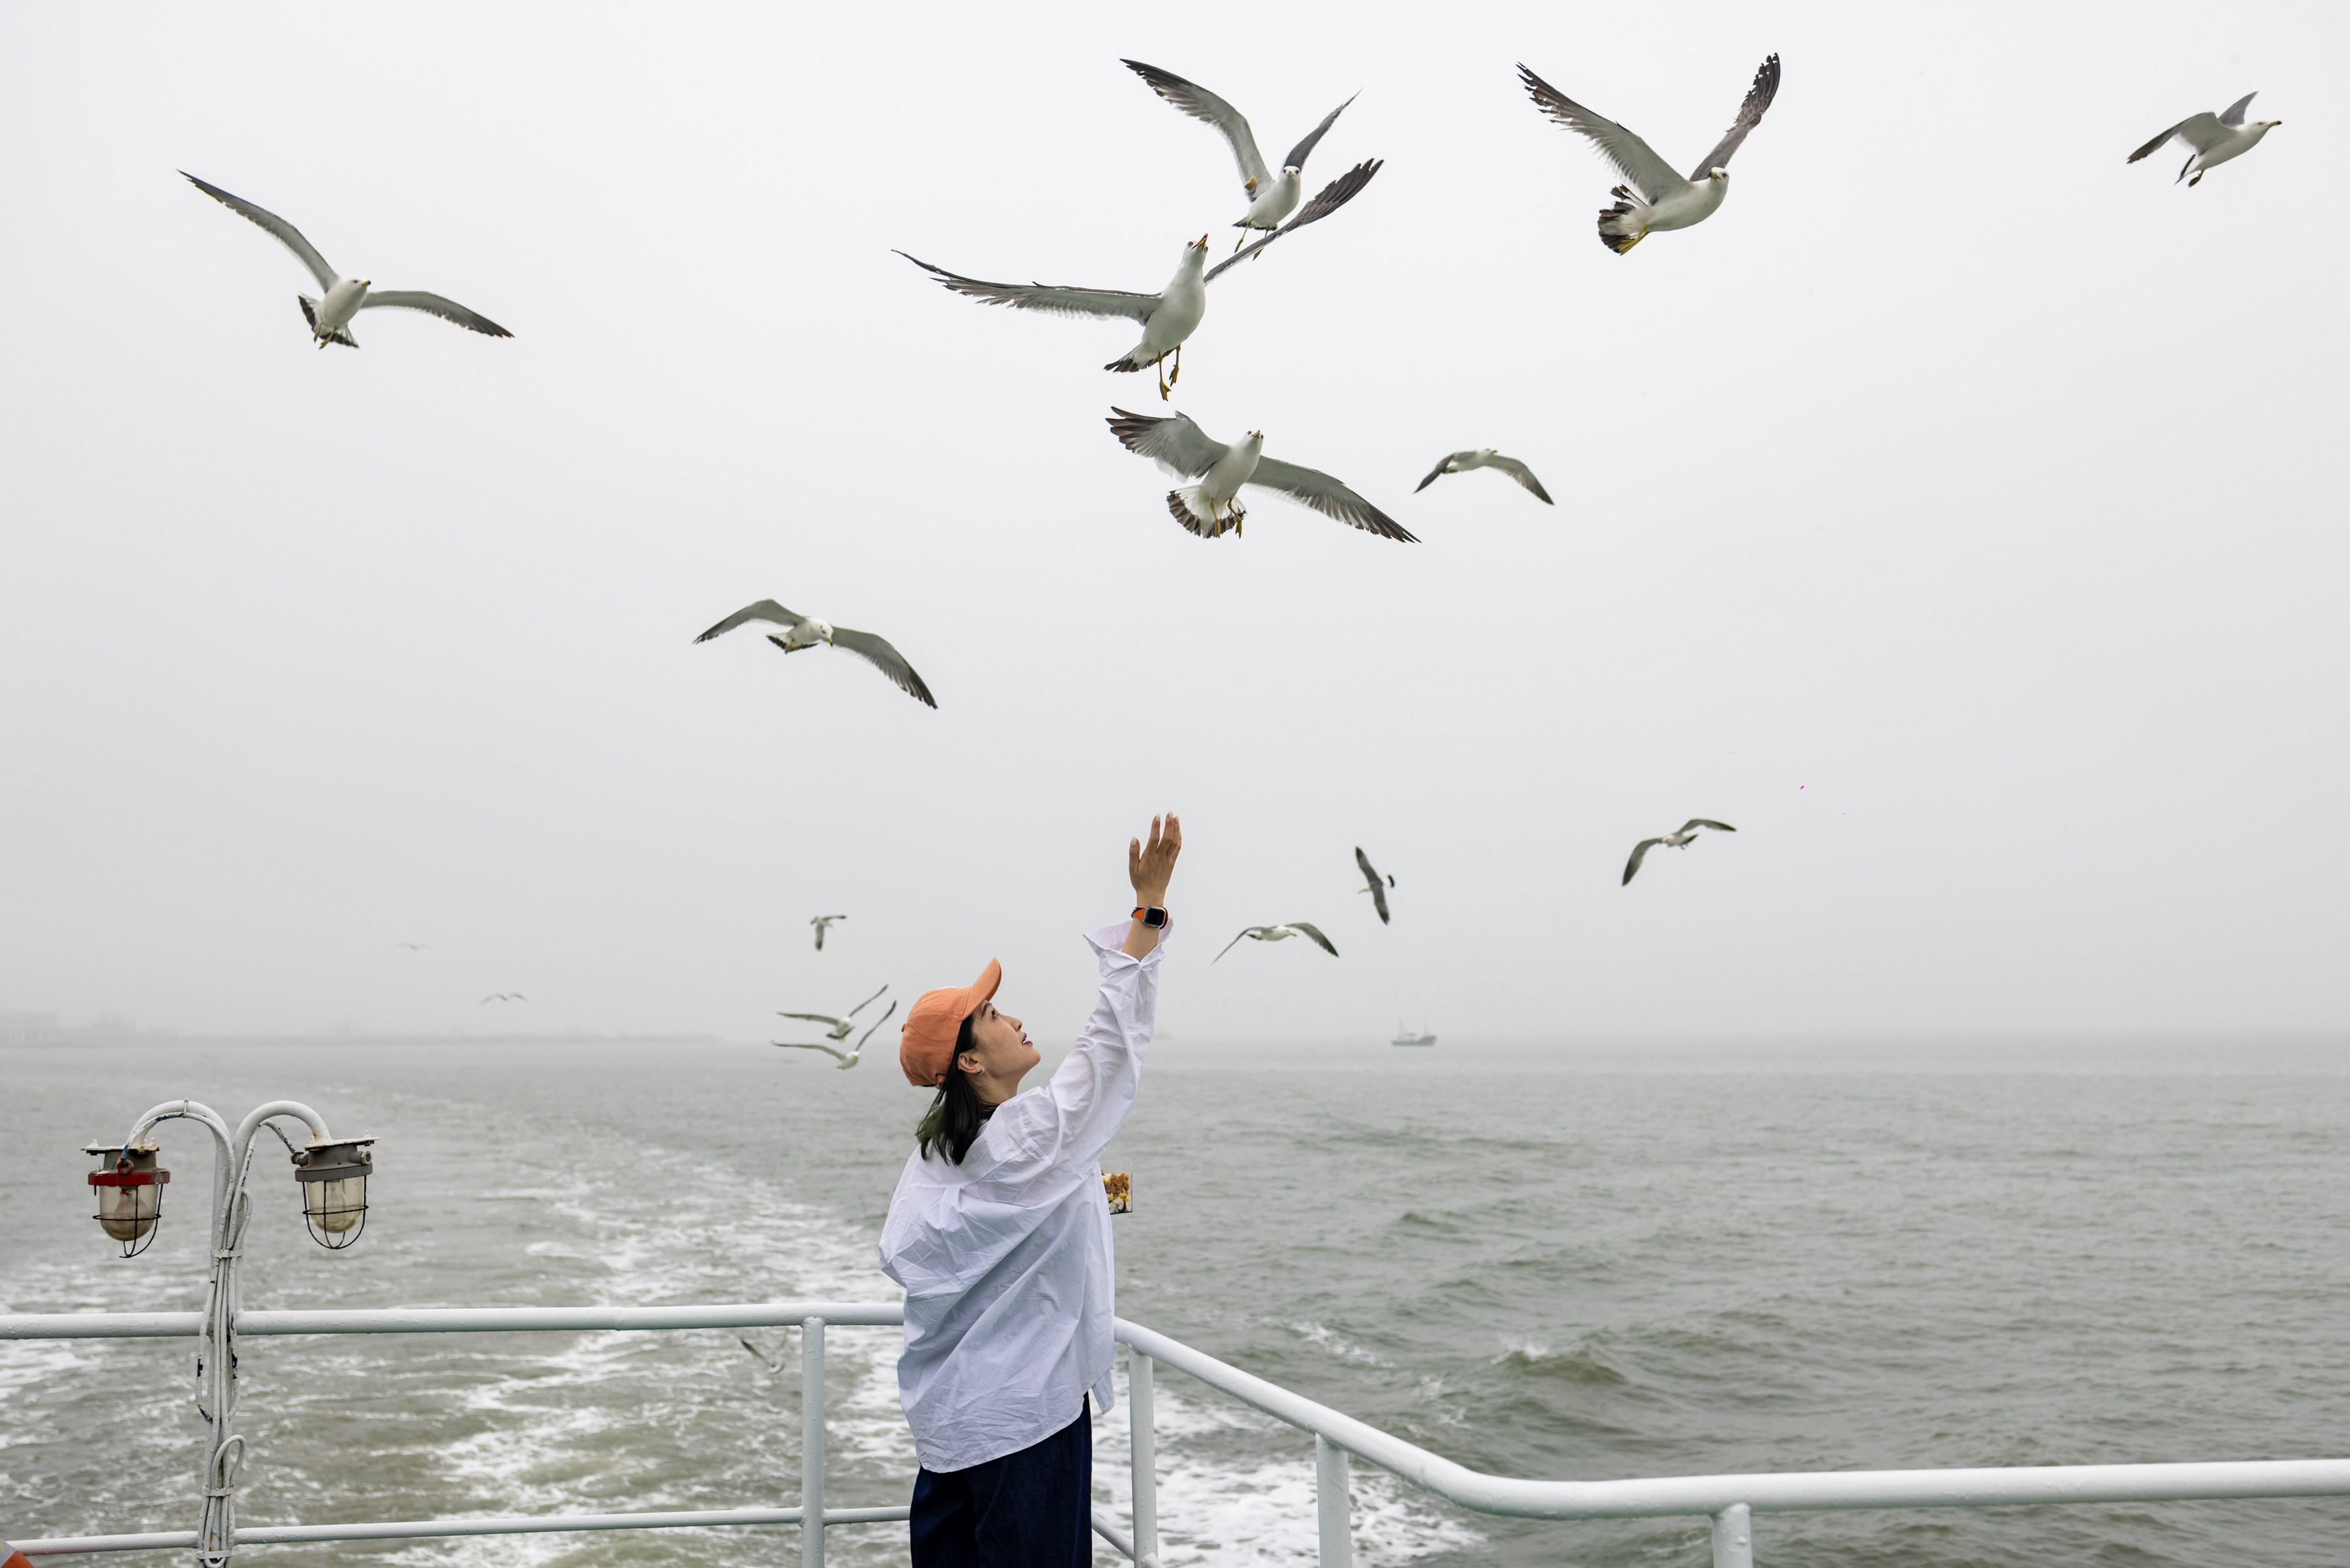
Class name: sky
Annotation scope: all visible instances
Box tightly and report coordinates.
[1,2,2345,1046]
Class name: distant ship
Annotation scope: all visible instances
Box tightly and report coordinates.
[1390,1023,1437,1048]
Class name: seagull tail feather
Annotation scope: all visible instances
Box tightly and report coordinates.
[1166,488,1230,539]
[296,294,360,347]
[1104,349,1155,373]
[1597,202,1646,255]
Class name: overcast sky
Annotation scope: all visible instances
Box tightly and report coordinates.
[2,2,2345,1045]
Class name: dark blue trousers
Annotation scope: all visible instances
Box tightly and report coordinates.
[908,1399,1091,1568]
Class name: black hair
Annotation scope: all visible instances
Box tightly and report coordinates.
[915,1014,994,1165]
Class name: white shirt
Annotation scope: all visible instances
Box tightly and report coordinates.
[877,920,1165,1473]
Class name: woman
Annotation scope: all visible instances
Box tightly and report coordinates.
[879,812,1182,1568]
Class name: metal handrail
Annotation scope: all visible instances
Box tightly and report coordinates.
[8,1302,2350,1566]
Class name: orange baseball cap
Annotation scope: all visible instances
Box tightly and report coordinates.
[900,958,1002,1086]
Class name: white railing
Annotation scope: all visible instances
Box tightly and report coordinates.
[7,1301,2350,1567]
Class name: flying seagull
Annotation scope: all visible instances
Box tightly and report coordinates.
[695,602,937,709]
[181,172,513,348]
[1121,60,1358,250]
[809,914,847,951]
[1622,819,1736,885]
[394,941,430,951]
[1106,408,1415,542]
[2127,93,2280,185]
[478,992,526,1005]
[896,161,1379,400]
[778,983,891,1043]
[1353,847,1395,924]
[1415,449,1553,505]
[1518,55,1781,254]
[773,999,898,1070]
[1214,922,1341,963]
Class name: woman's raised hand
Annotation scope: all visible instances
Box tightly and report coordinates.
[1128,813,1182,907]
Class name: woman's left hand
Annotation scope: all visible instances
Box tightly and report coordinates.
[1129,813,1182,907]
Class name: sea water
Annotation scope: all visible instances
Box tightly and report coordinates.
[5,1035,2347,1566]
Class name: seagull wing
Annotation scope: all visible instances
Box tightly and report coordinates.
[356,290,513,337]
[2219,91,2258,127]
[1516,67,1684,204]
[772,1041,851,1063]
[1214,927,1264,963]
[182,172,336,290]
[1288,921,1340,956]
[1206,159,1383,281]
[777,1012,848,1027]
[696,601,804,642]
[847,983,889,1018]
[1106,407,1226,478]
[2128,112,2225,161]
[824,627,939,709]
[1415,455,1462,492]
[1281,93,1359,173]
[1680,819,1736,834]
[1355,845,1393,923]
[1687,53,1782,178]
[1488,456,1554,504]
[896,252,1159,323]
[1121,59,1270,191]
[854,998,901,1052]
[1246,458,1418,542]
[1623,839,1665,885]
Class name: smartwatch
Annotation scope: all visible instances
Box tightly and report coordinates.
[1132,905,1170,929]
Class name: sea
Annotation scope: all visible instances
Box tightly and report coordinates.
[5,1035,2348,1567]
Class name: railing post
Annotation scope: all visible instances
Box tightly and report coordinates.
[801,1317,825,1568]
[1129,1349,1159,1564]
[1710,1502,1753,1568]
[1315,1434,1351,1568]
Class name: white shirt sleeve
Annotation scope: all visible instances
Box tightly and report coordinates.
[956,920,1166,1203]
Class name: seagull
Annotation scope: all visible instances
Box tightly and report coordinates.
[1106,409,1415,542]
[896,161,1379,400]
[1214,922,1341,963]
[1415,450,1554,505]
[1622,820,1736,885]
[181,172,513,348]
[809,914,847,952]
[2127,93,2281,185]
[695,602,937,709]
[1121,60,1358,250]
[736,1335,785,1374]
[478,992,526,1005]
[394,941,430,951]
[1518,55,1781,254]
[777,984,891,1043]
[1354,847,1395,925]
[773,1000,898,1070]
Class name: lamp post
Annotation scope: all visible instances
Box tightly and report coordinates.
[83,1100,373,1568]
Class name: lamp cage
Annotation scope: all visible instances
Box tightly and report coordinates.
[85,1144,170,1257]
[293,1137,374,1249]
